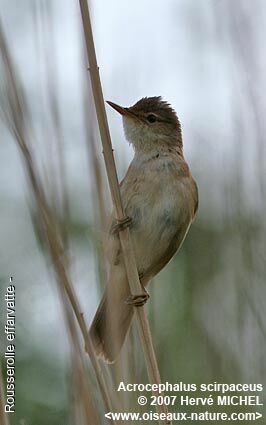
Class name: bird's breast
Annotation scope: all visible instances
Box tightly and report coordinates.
[117,154,198,277]
[121,155,195,232]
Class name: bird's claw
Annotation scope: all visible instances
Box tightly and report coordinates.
[125,291,150,307]
[110,216,132,235]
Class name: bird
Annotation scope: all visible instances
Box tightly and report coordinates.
[90,96,198,363]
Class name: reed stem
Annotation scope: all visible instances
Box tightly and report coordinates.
[0,21,115,424]
[78,1,170,423]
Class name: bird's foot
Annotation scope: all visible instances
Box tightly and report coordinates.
[110,216,132,235]
[125,287,149,307]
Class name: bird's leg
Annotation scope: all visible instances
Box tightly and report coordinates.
[125,276,150,307]
[110,216,132,235]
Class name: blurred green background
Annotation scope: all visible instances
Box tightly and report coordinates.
[0,0,265,424]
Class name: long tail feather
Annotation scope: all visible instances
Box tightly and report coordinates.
[90,268,134,363]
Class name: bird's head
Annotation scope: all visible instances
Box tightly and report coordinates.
[107,96,182,153]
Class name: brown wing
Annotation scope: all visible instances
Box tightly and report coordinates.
[140,217,192,285]
[140,176,198,284]
[107,164,198,282]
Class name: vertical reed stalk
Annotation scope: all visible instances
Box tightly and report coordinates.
[78,1,170,423]
[83,83,108,289]
[0,21,116,425]
[58,286,100,425]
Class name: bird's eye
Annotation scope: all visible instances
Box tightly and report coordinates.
[147,114,157,123]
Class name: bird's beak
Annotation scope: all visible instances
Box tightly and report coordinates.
[106,101,130,116]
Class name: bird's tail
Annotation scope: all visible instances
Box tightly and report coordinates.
[89,269,134,363]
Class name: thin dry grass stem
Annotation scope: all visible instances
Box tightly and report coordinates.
[41,0,71,252]
[77,362,100,424]
[32,2,61,223]
[83,84,108,289]
[82,83,126,415]
[84,84,109,229]
[32,1,70,253]
[58,286,100,425]
[78,1,170,423]
[42,7,97,416]
[0,22,116,423]
[0,362,10,425]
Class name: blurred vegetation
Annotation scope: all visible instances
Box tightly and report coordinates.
[0,0,265,424]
